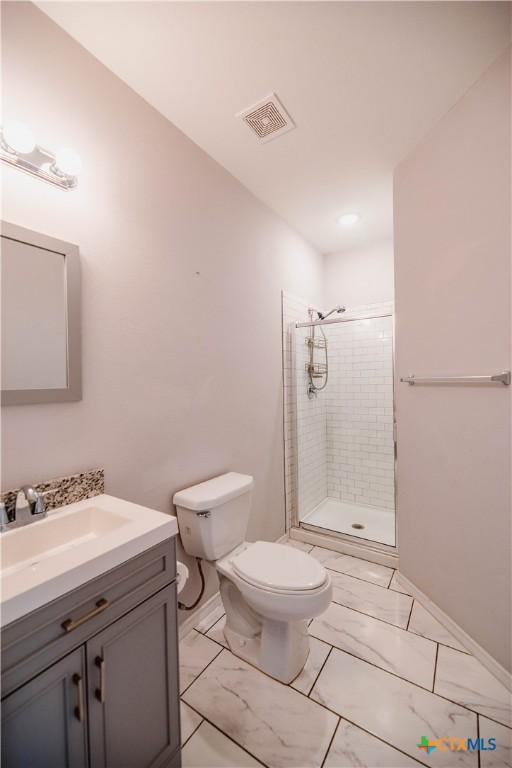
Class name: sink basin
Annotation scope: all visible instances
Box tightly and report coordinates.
[2,506,128,576]
[1,494,178,626]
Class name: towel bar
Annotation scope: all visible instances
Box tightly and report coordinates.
[400,371,511,386]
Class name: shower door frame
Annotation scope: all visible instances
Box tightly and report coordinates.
[290,310,398,555]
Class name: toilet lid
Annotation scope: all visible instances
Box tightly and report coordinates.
[231,541,326,592]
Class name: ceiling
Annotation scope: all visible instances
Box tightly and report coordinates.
[38,1,511,254]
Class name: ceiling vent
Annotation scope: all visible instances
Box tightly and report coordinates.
[237,93,295,143]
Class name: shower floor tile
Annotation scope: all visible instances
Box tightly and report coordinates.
[302,497,395,546]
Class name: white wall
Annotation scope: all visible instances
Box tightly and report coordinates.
[323,241,394,310]
[394,50,511,672]
[0,3,324,615]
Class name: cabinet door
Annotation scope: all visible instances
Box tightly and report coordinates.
[1,647,88,768]
[87,584,180,768]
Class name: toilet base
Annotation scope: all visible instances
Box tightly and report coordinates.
[223,618,309,684]
[217,563,327,684]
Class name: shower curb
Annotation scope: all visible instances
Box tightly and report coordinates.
[288,526,398,568]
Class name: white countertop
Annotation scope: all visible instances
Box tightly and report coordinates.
[1,494,178,626]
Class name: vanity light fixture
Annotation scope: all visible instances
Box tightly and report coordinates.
[2,121,36,155]
[1,121,81,190]
[337,212,360,228]
[54,147,82,178]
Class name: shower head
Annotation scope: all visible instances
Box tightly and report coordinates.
[317,305,346,320]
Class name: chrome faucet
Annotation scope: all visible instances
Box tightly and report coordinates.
[0,485,47,532]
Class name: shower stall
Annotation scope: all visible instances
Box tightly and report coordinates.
[286,301,396,549]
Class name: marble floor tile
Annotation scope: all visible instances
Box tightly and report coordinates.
[206,616,228,648]
[283,538,313,552]
[183,649,338,768]
[180,630,223,693]
[434,646,512,727]
[181,701,203,745]
[311,648,478,767]
[309,601,436,689]
[408,602,467,653]
[308,545,340,564]
[479,716,512,767]
[194,604,225,634]
[290,636,331,695]
[389,571,411,595]
[309,547,394,587]
[324,719,425,767]
[329,570,413,628]
[181,720,263,767]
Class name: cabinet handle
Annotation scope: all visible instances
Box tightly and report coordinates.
[72,673,84,722]
[61,598,109,633]
[95,656,106,703]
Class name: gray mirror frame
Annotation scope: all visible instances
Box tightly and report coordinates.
[1,221,82,405]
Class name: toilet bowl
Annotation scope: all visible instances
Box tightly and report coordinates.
[216,541,332,682]
[173,472,332,683]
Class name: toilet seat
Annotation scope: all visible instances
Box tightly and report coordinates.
[230,541,327,594]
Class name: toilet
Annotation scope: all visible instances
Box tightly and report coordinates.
[173,472,332,683]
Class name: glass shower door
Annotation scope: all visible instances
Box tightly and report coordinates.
[295,314,395,547]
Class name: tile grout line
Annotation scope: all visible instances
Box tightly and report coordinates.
[182,616,510,737]
[179,641,224,697]
[308,633,437,693]
[477,714,481,768]
[306,643,335,697]
[306,543,396,571]
[322,589,472,654]
[310,707,431,768]
[319,713,341,768]
[199,598,460,656]
[312,598,434,644]
[184,642,350,766]
[431,643,439,693]
[187,607,512,731]
[179,705,203,749]
[386,568,396,589]
[324,564,395,591]
[193,611,225,635]
[405,598,414,630]
[180,639,501,766]
[467,711,512,731]
[183,617,509,729]
[204,620,229,650]
[330,596,411,631]
[183,646,431,768]
[305,643,499,725]
[343,716,432,768]
[181,698,268,767]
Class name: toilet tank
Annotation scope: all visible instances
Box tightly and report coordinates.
[173,472,254,560]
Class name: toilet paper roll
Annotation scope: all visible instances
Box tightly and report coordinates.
[176,560,190,595]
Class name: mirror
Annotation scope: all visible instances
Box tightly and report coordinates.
[1,222,81,405]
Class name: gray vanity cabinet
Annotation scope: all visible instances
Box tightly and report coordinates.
[86,585,179,768]
[1,538,181,768]
[1,647,89,768]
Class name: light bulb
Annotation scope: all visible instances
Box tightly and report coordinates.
[55,147,82,177]
[337,212,360,228]
[2,121,36,154]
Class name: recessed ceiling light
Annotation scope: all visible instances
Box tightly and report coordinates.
[337,212,360,228]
